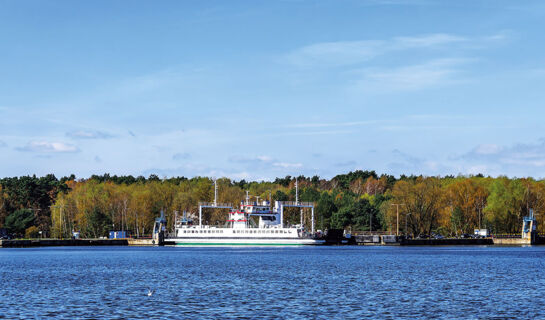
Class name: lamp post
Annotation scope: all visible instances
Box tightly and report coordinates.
[405,212,411,237]
[390,204,404,236]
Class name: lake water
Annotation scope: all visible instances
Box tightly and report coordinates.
[1,246,544,319]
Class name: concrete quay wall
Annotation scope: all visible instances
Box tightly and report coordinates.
[127,239,155,246]
[402,238,493,245]
[1,239,130,247]
[492,238,531,245]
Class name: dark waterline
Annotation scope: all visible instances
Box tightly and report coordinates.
[1,246,544,319]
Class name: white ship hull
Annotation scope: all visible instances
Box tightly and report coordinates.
[167,237,324,246]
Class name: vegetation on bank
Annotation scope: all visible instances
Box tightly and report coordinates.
[1,171,544,238]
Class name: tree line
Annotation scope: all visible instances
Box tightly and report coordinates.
[1,171,544,238]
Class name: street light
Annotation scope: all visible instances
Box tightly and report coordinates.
[390,203,404,236]
[405,212,411,237]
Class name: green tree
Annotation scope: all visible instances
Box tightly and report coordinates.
[315,192,336,229]
[484,178,525,233]
[83,208,112,238]
[4,209,35,237]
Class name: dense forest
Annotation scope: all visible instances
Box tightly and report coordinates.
[1,171,544,239]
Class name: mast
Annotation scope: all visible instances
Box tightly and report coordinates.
[214,179,218,206]
[295,177,299,205]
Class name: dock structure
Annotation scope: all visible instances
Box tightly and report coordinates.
[276,201,315,233]
[275,178,316,233]
[198,179,233,227]
[198,202,233,227]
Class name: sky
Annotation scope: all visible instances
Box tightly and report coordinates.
[1,0,545,181]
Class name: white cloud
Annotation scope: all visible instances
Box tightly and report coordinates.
[272,162,303,169]
[16,141,79,153]
[256,155,272,162]
[66,130,113,139]
[454,140,545,177]
[0,140,6,147]
[473,144,502,155]
[229,155,273,164]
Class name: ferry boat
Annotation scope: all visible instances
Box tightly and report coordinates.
[167,185,325,246]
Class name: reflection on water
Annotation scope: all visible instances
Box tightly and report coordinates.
[1,246,545,319]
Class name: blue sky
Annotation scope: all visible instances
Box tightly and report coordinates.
[1,0,545,180]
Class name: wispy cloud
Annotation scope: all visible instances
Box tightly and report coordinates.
[0,140,6,148]
[334,160,357,167]
[394,34,466,48]
[351,58,470,92]
[16,141,79,153]
[285,33,468,67]
[66,130,114,139]
[267,129,355,137]
[173,152,191,160]
[228,155,303,170]
[461,140,545,168]
[285,120,377,128]
[286,40,384,67]
[387,149,451,176]
[272,162,303,169]
[360,0,434,6]
[229,155,273,164]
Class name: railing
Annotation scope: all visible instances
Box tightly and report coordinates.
[198,202,233,208]
[278,201,314,207]
[352,231,395,236]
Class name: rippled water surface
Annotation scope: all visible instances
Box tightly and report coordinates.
[1,246,545,319]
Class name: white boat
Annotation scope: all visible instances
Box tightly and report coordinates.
[167,182,325,246]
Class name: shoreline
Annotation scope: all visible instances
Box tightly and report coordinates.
[1,237,540,247]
